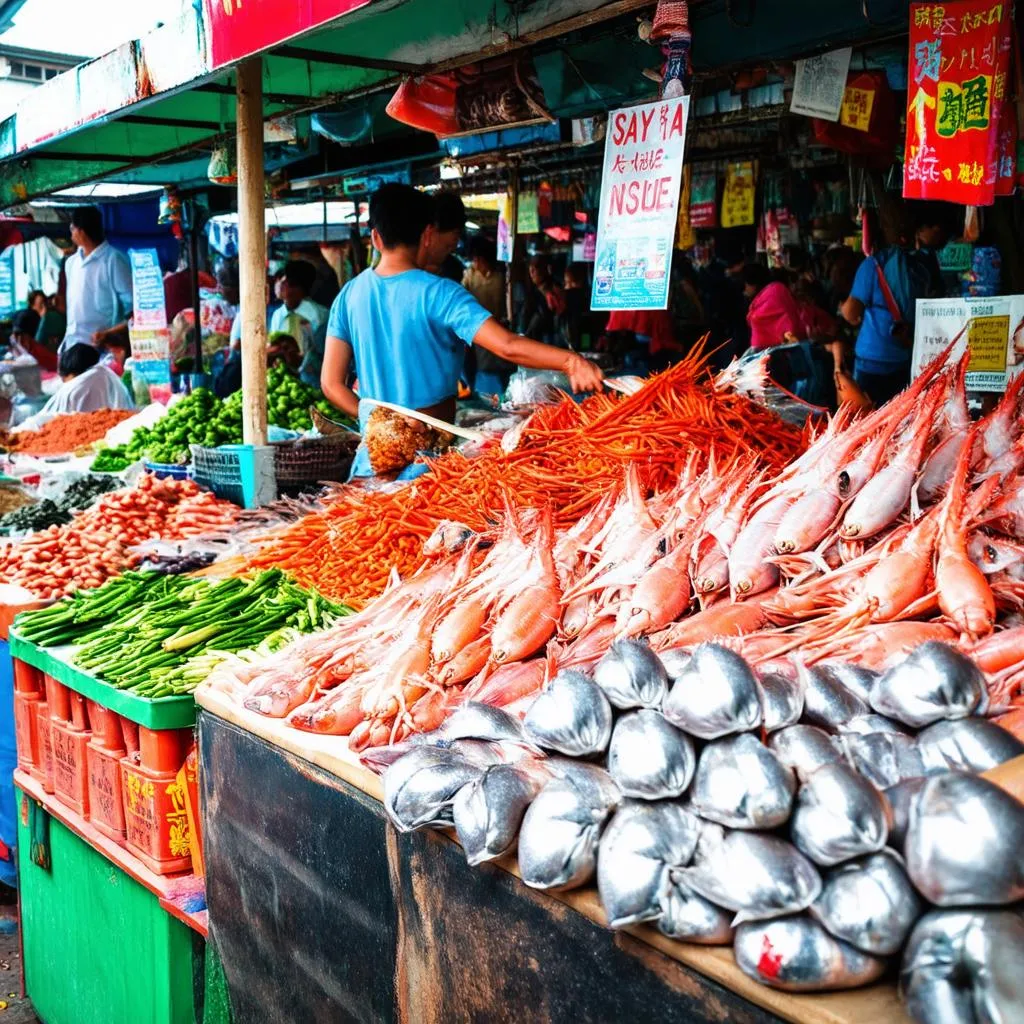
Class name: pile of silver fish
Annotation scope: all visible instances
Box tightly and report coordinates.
[373,639,1024,1022]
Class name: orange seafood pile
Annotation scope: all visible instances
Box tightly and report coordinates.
[243,352,806,607]
[0,474,238,599]
[0,408,135,455]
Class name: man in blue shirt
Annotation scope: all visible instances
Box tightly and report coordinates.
[322,184,604,476]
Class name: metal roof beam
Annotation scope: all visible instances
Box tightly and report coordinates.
[273,46,421,74]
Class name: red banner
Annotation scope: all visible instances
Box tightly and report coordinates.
[204,0,373,70]
[904,1,1012,205]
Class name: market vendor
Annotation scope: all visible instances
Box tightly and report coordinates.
[33,343,134,418]
[321,184,604,477]
[10,309,58,373]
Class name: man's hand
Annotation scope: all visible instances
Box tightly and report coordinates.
[563,352,604,393]
[92,328,109,344]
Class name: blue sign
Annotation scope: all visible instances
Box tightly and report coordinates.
[128,248,168,329]
[0,250,15,321]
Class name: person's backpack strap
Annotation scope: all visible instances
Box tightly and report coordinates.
[873,256,904,326]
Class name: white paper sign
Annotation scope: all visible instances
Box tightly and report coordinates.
[912,295,1024,392]
[790,47,853,122]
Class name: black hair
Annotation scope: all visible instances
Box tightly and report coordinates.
[12,309,38,336]
[216,261,239,289]
[369,183,433,250]
[433,190,466,234]
[783,245,810,274]
[468,234,496,265]
[282,259,316,293]
[741,263,772,292]
[58,342,100,377]
[70,206,104,244]
[27,290,45,309]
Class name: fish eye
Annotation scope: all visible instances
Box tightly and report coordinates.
[837,471,851,497]
[985,544,998,563]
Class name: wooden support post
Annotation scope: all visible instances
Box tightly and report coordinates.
[236,58,267,446]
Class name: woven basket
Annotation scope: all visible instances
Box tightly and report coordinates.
[273,435,355,490]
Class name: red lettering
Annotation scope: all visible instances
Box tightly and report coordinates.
[669,103,686,139]
[611,111,628,146]
[640,107,655,142]
[655,177,673,210]
[609,182,627,216]
[622,113,639,145]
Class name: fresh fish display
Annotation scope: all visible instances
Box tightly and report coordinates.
[681,826,822,923]
[839,713,908,737]
[658,647,691,681]
[870,642,986,728]
[517,766,620,891]
[885,777,928,852]
[453,764,543,866]
[734,916,887,992]
[905,772,1024,907]
[842,731,928,790]
[593,639,668,710]
[690,733,796,829]
[607,710,695,800]
[756,671,804,733]
[768,725,844,780]
[383,747,484,832]
[662,643,762,739]
[814,663,878,705]
[657,876,735,945]
[790,763,891,866]
[441,702,532,746]
[596,801,701,928]
[916,717,1024,774]
[800,663,871,730]
[522,670,613,757]
[901,909,1024,1024]
[810,850,922,956]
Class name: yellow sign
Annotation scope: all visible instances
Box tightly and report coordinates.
[721,161,756,229]
[968,314,1011,373]
[840,86,876,132]
[676,165,696,249]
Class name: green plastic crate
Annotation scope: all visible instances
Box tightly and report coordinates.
[18,804,195,1024]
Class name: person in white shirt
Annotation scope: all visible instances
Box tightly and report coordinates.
[61,206,133,354]
[34,343,134,419]
[268,260,327,354]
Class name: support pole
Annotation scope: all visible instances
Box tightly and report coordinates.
[188,204,202,375]
[236,58,267,446]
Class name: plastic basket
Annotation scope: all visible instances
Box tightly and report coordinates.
[273,435,356,492]
[190,446,246,505]
[143,461,191,481]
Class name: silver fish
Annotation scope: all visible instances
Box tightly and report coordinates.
[522,670,613,757]
[901,909,1024,1024]
[681,825,822,923]
[757,671,804,733]
[816,663,878,705]
[690,733,796,829]
[662,643,762,739]
[441,702,531,746]
[452,764,542,866]
[839,713,908,737]
[659,647,691,681]
[597,801,701,928]
[607,710,695,800]
[870,642,985,727]
[842,731,928,790]
[790,762,891,866]
[917,717,1024,775]
[885,777,928,852]
[811,850,922,956]
[799,663,871,730]
[383,747,484,832]
[735,916,887,992]
[769,725,845,780]
[905,772,1024,907]
[657,875,735,945]
[593,639,669,710]
[518,765,620,891]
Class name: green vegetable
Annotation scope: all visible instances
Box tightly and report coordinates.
[0,474,121,536]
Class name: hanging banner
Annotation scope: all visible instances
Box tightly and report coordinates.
[497,193,513,263]
[128,248,171,401]
[689,167,717,228]
[676,165,696,250]
[839,82,876,131]
[790,47,853,122]
[721,161,756,228]
[904,0,1012,205]
[516,192,540,234]
[591,96,690,311]
[912,294,1024,391]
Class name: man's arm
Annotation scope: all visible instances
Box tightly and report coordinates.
[473,317,603,392]
[320,335,359,417]
[96,251,135,344]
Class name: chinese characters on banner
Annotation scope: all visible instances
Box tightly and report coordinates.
[840,83,876,131]
[721,161,757,228]
[591,96,690,311]
[905,1,1012,205]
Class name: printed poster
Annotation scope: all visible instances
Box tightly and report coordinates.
[790,47,853,121]
[591,96,690,311]
[912,294,1024,391]
[676,165,697,250]
[517,192,540,234]
[904,0,1012,205]
[721,161,756,229]
[128,247,171,399]
[689,167,717,228]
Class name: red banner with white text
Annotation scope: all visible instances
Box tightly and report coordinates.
[904,0,1013,205]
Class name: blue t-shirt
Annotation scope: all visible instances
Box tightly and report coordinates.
[850,256,905,374]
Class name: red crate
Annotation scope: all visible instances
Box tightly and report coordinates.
[121,753,192,875]
[43,674,70,722]
[13,690,40,772]
[31,708,55,794]
[13,659,41,695]
[51,719,91,819]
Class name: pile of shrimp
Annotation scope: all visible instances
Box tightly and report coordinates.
[207,341,1024,748]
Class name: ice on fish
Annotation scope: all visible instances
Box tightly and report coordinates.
[799,663,871,731]
[518,765,620,891]
[884,777,928,852]
[662,643,762,739]
[757,671,804,733]
[842,731,927,790]
[522,670,613,757]
[735,916,887,993]
[790,762,891,867]
[657,875,735,945]
[916,717,1024,775]
[607,710,695,800]
[811,850,922,956]
[900,909,1024,1024]
[690,733,796,829]
[768,725,844,780]
[905,772,1024,907]
[681,826,822,923]
[593,639,669,710]
[453,764,542,866]
[383,747,484,832]
[870,642,985,727]
[597,801,701,928]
